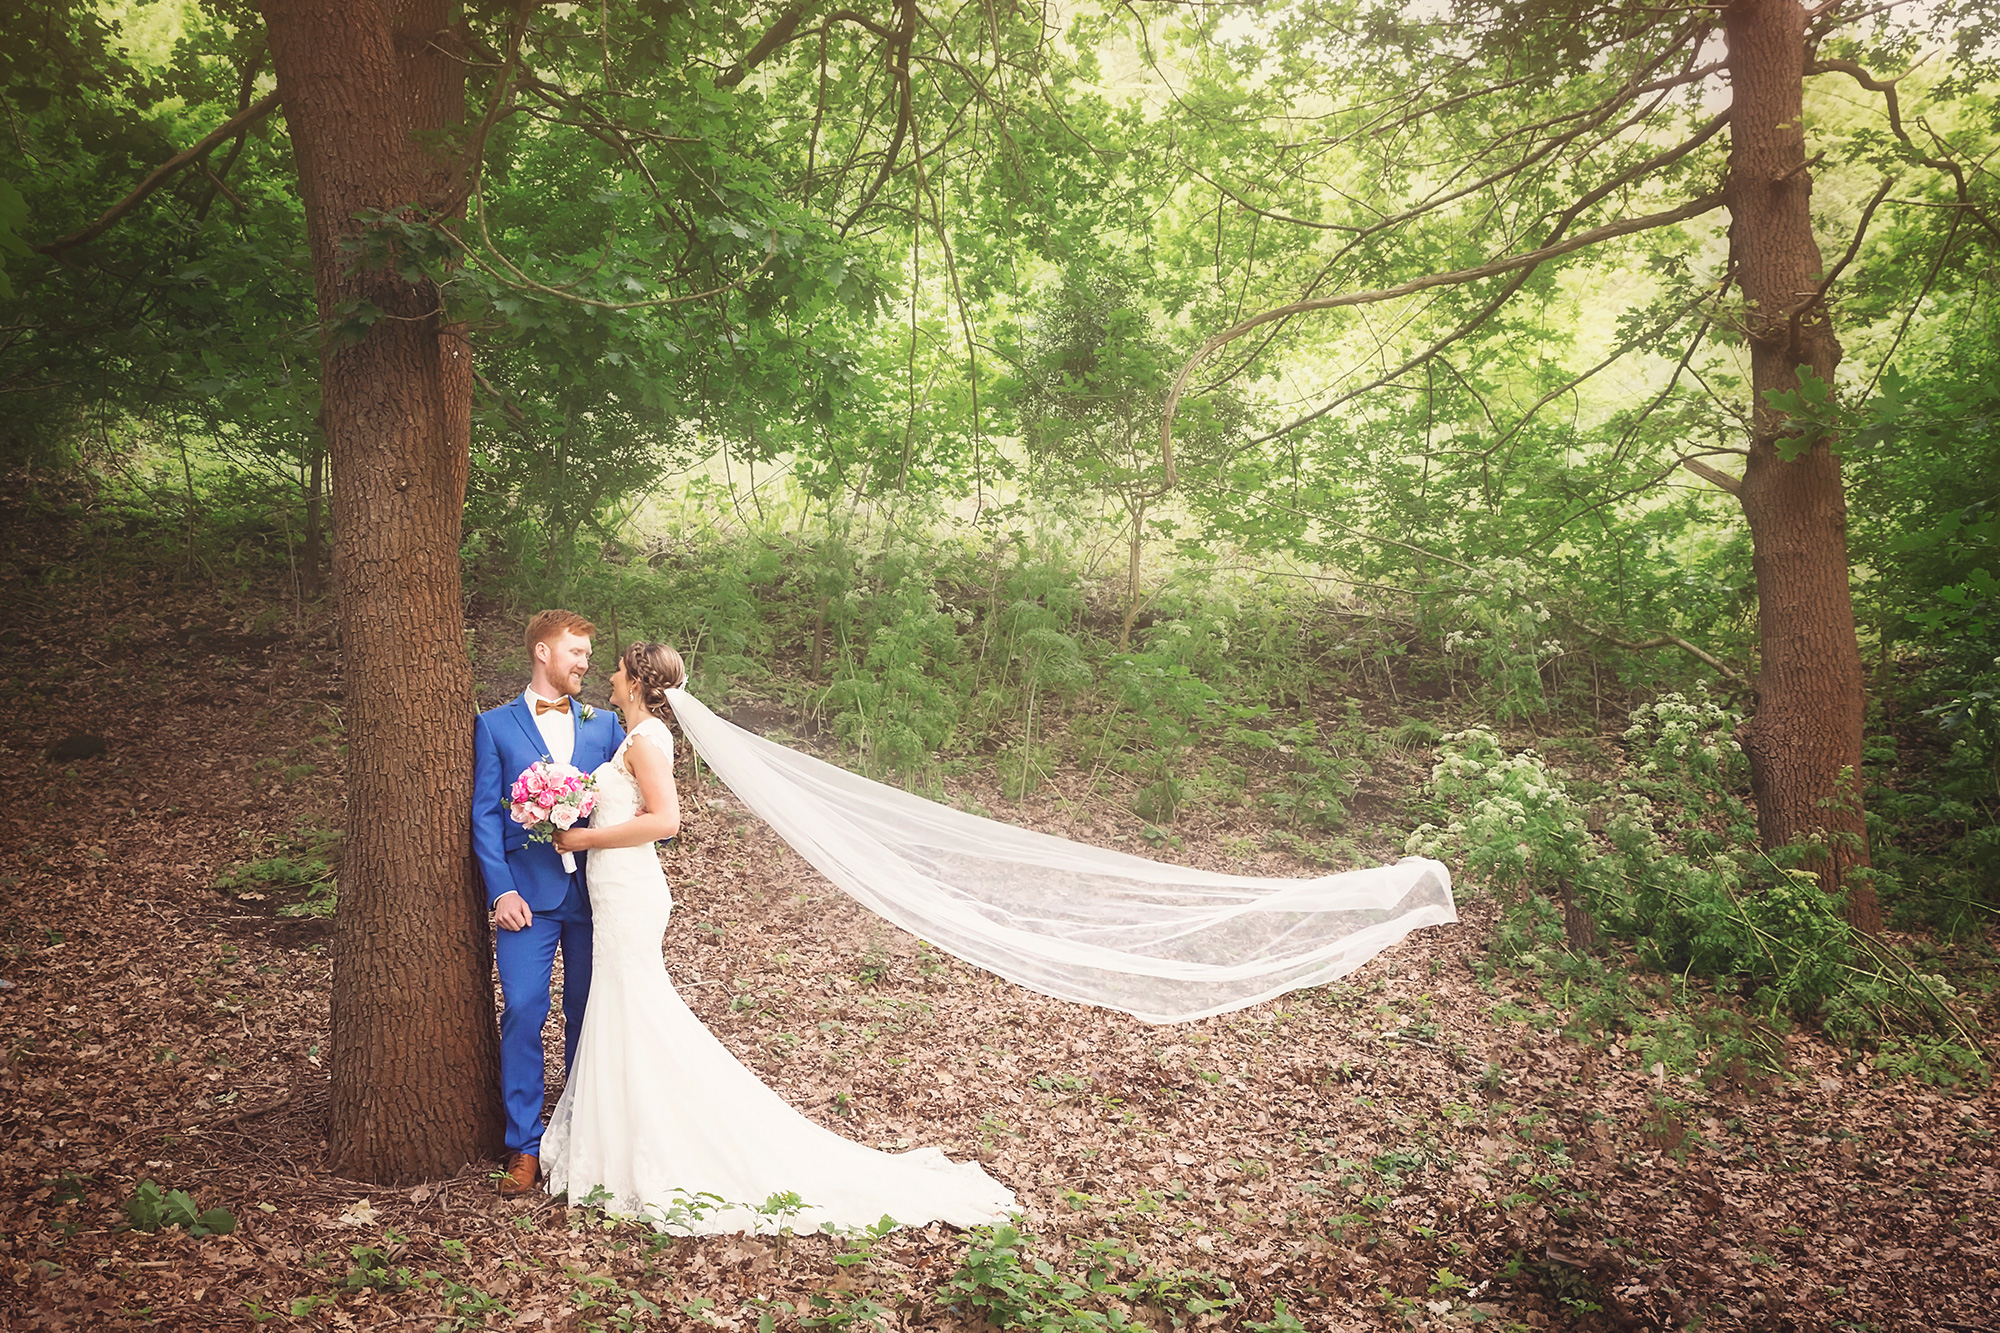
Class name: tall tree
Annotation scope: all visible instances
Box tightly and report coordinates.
[0,0,990,1181]
[257,0,498,1181]
[241,0,1032,1180]
[1723,0,1871,919]
[1152,0,1997,930]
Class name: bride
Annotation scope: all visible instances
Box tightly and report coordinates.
[546,641,1016,1234]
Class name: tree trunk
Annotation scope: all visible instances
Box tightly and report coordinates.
[1553,874,1599,952]
[1724,0,1879,931]
[262,0,505,1181]
[1119,496,1145,651]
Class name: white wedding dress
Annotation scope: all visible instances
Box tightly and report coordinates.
[540,717,1017,1234]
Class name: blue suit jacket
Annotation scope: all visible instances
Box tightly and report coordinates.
[472,696,626,915]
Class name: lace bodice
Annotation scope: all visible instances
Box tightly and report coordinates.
[591,717,673,830]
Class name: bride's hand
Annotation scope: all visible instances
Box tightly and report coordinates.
[553,827,593,853]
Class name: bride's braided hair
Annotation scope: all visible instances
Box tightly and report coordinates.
[620,641,687,717]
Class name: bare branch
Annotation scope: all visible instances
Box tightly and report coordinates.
[1809,56,1909,136]
[1161,190,1730,484]
[717,2,816,89]
[36,90,283,256]
[1562,617,1746,682]
[1681,456,1743,494]
[1811,174,1896,305]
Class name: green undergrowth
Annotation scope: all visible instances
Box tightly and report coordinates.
[211,820,342,918]
[513,511,1441,851]
[937,1224,1304,1332]
[501,509,1997,1084]
[1412,693,1997,1085]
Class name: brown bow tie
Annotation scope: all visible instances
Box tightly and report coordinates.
[534,696,572,716]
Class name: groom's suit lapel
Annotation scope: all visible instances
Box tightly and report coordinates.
[508,694,548,760]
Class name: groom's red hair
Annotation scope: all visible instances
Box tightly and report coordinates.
[525,608,596,651]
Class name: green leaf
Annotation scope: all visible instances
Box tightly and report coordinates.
[122,1181,167,1232]
[1763,368,1843,460]
[193,1208,238,1237]
[163,1188,203,1229]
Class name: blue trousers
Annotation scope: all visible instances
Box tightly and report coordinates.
[494,910,593,1157]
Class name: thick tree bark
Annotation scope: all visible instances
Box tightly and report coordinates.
[1724,0,1879,930]
[262,0,504,1181]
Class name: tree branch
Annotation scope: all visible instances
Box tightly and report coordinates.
[718,6,905,89]
[435,0,536,219]
[1811,56,2000,248]
[194,50,267,224]
[35,90,283,256]
[717,1,815,88]
[1251,111,1731,445]
[1680,456,1743,494]
[467,175,781,310]
[1562,616,1746,683]
[1811,174,1896,305]
[1482,286,1723,468]
[473,367,538,437]
[1213,31,1721,393]
[1808,56,1908,137]
[841,0,919,233]
[1161,190,1729,484]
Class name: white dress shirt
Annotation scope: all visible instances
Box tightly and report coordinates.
[524,688,576,767]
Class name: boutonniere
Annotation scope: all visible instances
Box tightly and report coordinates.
[578,704,596,722]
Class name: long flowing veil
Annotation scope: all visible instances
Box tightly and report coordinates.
[664,688,1456,1024]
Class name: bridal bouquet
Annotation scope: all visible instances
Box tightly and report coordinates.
[510,761,598,873]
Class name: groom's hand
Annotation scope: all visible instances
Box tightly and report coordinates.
[493,891,533,932]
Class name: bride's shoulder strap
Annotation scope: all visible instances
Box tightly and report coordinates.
[627,715,673,756]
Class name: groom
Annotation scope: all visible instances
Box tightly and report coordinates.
[472,609,625,1195]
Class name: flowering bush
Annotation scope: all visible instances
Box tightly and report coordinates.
[1431,558,1564,720]
[1410,706,1863,1025]
[1620,689,1753,853]
[1405,728,1589,893]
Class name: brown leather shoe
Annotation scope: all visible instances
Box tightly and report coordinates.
[496,1152,539,1196]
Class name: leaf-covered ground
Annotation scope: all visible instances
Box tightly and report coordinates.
[2,512,1996,1331]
